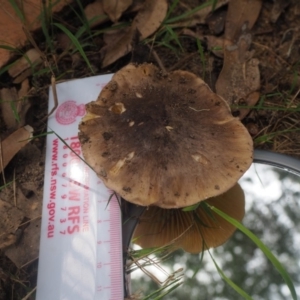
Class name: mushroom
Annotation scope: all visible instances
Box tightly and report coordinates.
[79,63,253,208]
[132,183,245,254]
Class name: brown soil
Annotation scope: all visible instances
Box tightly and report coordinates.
[0,0,300,299]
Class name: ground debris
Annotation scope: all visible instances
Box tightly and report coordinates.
[215,33,261,119]
[0,126,33,174]
[0,199,24,249]
[84,0,108,28]
[103,0,133,23]
[8,49,42,79]
[215,0,262,119]
[100,0,167,67]
[5,218,40,268]
[0,79,31,129]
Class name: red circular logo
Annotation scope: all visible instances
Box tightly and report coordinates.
[55,101,85,125]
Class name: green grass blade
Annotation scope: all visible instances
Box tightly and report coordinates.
[54,23,94,74]
[0,46,22,76]
[9,101,20,123]
[31,131,55,139]
[0,181,13,191]
[165,1,215,24]
[208,250,253,300]
[50,130,96,173]
[41,13,54,52]
[208,204,298,300]
[0,62,16,77]
[0,45,21,52]
[8,0,25,22]
[164,0,180,22]
[142,277,183,300]
[212,0,219,11]
[165,25,183,51]
[182,202,200,211]
[254,128,300,144]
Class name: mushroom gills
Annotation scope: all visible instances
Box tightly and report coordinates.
[133,183,245,254]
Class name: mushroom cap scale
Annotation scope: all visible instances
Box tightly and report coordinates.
[79,63,253,208]
[133,183,245,254]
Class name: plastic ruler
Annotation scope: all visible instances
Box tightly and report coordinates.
[36,74,125,300]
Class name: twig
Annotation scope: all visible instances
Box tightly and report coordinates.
[168,52,198,71]
[148,45,167,74]
[21,287,37,300]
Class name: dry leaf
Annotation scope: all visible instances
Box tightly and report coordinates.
[127,0,146,13]
[215,33,260,119]
[170,0,229,28]
[132,0,168,39]
[101,26,136,68]
[103,27,133,45]
[5,218,40,267]
[57,33,73,51]
[271,0,289,23]
[0,0,72,68]
[224,0,262,43]
[0,125,33,173]
[18,78,30,99]
[100,0,167,67]
[204,35,224,58]
[0,144,43,217]
[0,87,19,129]
[182,29,224,58]
[103,0,133,23]
[84,0,109,28]
[0,82,31,129]
[8,49,42,78]
[214,0,262,119]
[0,199,24,249]
[205,8,227,35]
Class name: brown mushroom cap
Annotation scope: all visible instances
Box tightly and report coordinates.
[132,183,245,254]
[79,63,253,208]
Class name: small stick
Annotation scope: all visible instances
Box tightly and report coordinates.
[168,52,198,71]
[48,75,59,117]
[148,45,167,74]
[0,137,6,186]
[41,75,59,121]
[21,287,37,300]
[189,107,210,112]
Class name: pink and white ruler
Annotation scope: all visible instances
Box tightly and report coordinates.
[36,74,124,300]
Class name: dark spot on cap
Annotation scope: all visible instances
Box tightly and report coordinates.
[102,152,110,157]
[187,88,196,94]
[179,76,187,84]
[215,185,220,190]
[107,80,118,91]
[103,132,113,140]
[123,187,131,193]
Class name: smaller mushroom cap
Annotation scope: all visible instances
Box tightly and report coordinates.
[133,183,245,254]
[79,63,253,208]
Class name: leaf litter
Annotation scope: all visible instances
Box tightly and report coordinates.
[100,0,168,67]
